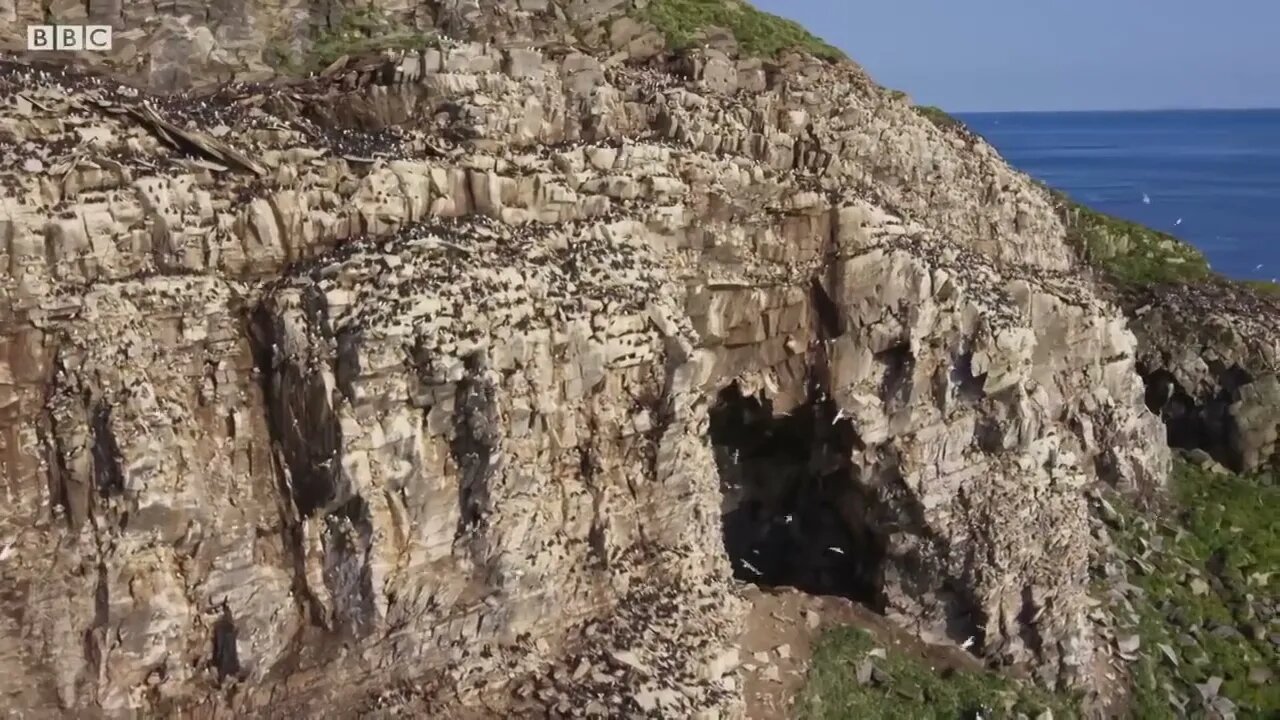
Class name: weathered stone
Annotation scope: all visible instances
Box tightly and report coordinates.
[0,5,1173,716]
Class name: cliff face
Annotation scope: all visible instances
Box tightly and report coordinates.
[1,2,1170,717]
[1052,197,1280,475]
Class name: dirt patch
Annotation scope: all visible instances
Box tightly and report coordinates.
[738,584,985,719]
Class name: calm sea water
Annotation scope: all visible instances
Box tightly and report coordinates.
[957,109,1280,282]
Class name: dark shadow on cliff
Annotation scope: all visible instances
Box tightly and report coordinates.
[247,302,373,645]
[1141,363,1252,472]
[710,381,885,609]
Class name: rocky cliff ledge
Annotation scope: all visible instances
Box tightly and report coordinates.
[0,2,1215,717]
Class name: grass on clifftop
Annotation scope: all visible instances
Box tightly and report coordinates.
[1053,193,1213,285]
[909,105,1248,288]
[799,627,1078,719]
[1240,278,1280,297]
[266,8,439,73]
[1100,460,1279,717]
[914,105,971,136]
[638,0,844,60]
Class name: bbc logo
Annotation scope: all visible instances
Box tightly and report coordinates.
[26,25,114,51]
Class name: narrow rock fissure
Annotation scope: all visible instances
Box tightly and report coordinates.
[322,494,378,640]
[211,603,242,683]
[246,307,333,630]
[90,403,125,498]
[450,351,499,539]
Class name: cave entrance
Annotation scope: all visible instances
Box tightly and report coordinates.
[710,382,885,608]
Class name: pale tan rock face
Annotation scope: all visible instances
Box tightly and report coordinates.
[0,4,1168,715]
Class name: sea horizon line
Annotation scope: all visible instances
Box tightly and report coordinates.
[952,106,1280,116]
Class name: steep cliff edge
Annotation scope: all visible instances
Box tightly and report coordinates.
[1049,193,1280,474]
[0,2,1180,717]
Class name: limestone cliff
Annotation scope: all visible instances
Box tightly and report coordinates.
[0,2,1173,717]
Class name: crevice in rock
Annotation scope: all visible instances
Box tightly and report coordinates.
[1016,586,1045,660]
[809,278,844,338]
[876,343,915,411]
[246,307,332,631]
[974,416,1007,454]
[41,414,79,528]
[450,351,499,539]
[334,326,365,404]
[253,297,345,519]
[937,577,988,655]
[322,494,377,641]
[949,350,986,404]
[81,560,109,701]
[636,382,674,496]
[211,603,242,683]
[581,433,609,568]
[90,403,124,498]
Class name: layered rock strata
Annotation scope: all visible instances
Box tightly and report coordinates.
[1,6,1169,715]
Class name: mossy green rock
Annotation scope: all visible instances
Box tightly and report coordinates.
[1102,460,1279,717]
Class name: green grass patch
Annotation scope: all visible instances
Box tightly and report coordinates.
[798,626,1079,719]
[1051,192,1213,286]
[637,0,844,60]
[1240,279,1280,297]
[308,8,438,71]
[1100,460,1279,717]
[914,105,975,138]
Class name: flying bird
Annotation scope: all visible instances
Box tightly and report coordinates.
[1174,218,1182,226]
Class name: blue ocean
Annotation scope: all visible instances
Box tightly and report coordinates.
[958,109,1280,282]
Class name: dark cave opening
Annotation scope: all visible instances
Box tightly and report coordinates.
[710,382,885,608]
[1141,364,1251,472]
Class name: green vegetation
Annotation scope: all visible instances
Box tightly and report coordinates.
[914,105,974,138]
[798,460,1278,719]
[637,0,844,60]
[799,627,1078,719]
[1053,191,1213,285]
[308,8,438,71]
[1240,278,1280,297]
[1100,460,1279,718]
